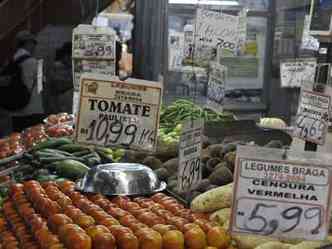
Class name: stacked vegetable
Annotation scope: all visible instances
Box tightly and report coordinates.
[159,100,234,144]
[0,180,236,249]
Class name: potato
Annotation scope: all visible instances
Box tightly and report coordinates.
[255,242,292,249]
[209,208,231,226]
[162,158,179,174]
[142,156,162,170]
[207,144,224,158]
[191,183,233,212]
[224,151,236,165]
[201,149,211,164]
[206,158,222,173]
[125,150,148,163]
[208,167,233,186]
[154,168,170,181]
[195,179,211,192]
[233,235,277,249]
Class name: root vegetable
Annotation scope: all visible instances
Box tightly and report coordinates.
[191,183,233,213]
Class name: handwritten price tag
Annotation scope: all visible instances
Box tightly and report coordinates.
[72,25,117,60]
[196,8,239,51]
[207,62,227,112]
[230,146,332,241]
[280,58,317,88]
[293,90,330,145]
[73,59,115,91]
[177,120,203,193]
[74,74,162,152]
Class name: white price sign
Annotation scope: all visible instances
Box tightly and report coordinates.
[230,146,332,241]
[72,25,116,60]
[301,15,320,51]
[177,120,203,193]
[73,59,115,91]
[207,62,227,112]
[280,58,317,88]
[196,8,239,51]
[294,90,330,145]
[75,74,162,152]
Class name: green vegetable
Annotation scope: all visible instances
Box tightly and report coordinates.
[159,99,234,132]
[0,153,24,165]
[52,159,89,179]
[39,156,86,164]
[32,137,73,152]
[36,174,58,182]
[72,150,92,157]
[58,144,90,153]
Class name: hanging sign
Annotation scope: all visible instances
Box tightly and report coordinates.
[280,58,317,88]
[72,25,117,60]
[301,15,320,51]
[75,74,162,152]
[177,119,203,193]
[168,31,185,70]
[207,62,227,112]
[293,89,330,145]
[73,59,115,91]
[230,145,332,241]
[196,8,239,51]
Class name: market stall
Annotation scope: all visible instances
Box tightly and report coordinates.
[1,0,332,249]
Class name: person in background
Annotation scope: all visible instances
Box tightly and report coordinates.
[12,30,45,132]
[50,42,73,114]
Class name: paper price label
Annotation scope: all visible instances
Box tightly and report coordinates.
[207,62,227,112]
[196,8,239,51]
[75,74,162,152]
[230,146,332,241]
[294,90,330,145]
[177,120,203,193]
[72,25,116,60]
[73,59,115,91]
[280,58,317,88]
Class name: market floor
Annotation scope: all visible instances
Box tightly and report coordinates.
[291,131,332,153]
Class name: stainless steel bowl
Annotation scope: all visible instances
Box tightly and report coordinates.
[76,163,167,196]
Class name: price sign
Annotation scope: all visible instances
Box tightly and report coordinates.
[177,120,203,193]
[280,58,317,88]
[196,8,239,51]
[301,15,320,51]
[207,62,227,112]
[73,59,115,91]
[230,145,332,241]
[75,74,162,152]
[293,90,330,145]
[72,25,117,60]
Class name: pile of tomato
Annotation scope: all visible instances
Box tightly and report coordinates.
[0,180,235,249]
[0,113,74,159]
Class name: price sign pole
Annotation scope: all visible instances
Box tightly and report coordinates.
[177,119,203,195]
[230,145,332,241]
[74,73,162,152]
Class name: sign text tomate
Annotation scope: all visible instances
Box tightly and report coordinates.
[75,74,162,152]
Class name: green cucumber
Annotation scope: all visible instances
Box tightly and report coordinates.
[53,160,89,179]
[0,153,24,165]
[41,149,73,157]
[32,138,73,152]
[36,174,58,182]
[58,144,90,153]
[39,156,86,164]
[72,150,92,157]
